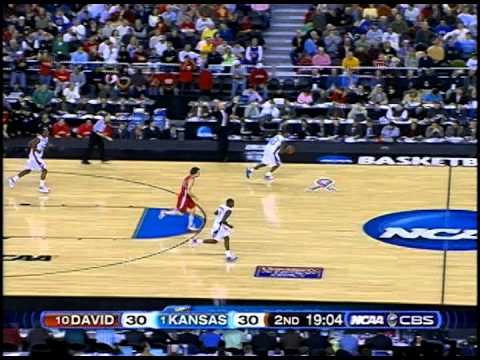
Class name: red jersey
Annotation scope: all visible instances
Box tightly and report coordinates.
[176,175,196,213]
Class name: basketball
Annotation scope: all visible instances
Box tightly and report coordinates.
[285,145,295,155]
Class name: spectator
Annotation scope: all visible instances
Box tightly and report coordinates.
[415,22,436,47]
[53,64,71,95]
[280,330,302,355]
[466,53,477,69]
[249,63,268,89]
[52,118,71,138]
[312,47,332,67]
[427,38,446,64]
[368,85,388,105]
[242,87,263,103]
[323,29,342,57]
[340,333,359,356]
[143,121,161,140]
[348,102,368,122]
[76,119,93,139]
[222,329,247,356]
[4,325,22,351]
[364,119,378,139]
[382,27,400,50]
[70,46,89,64]
[380,122,400,141]
[251,331,276,356]
[32,84,54,110]
[26,325,51,351]
[129,68,147,97]
[404,4,420,25]
[62,83,81,110]
[114,122,130,139]
[9,57,28,90]
[425,121,445,138]
[445,120,465,137]
[455,33,477,58]
[244,101,261,119]
[443,22,470,42]
[342,51,360,70]
[385,104,409,124]
[38,52,54,86]
[297,89,314,105]
[421,88,443,104]
[70,67,86,92]
[245,38,263,65]
[366,24,384,47]
[418,51,435,68]
[199,331,221,353]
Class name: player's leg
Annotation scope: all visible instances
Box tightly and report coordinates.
[158,208,182,219]
[187,208,199,231]
[224,236,238,262]
[82,133,96,164]
[8,169,31,188]
[264,152,281,181]
[39,167,49,193]
[246,163,266,178]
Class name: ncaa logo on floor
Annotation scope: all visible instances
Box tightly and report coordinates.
[363,210,477,251]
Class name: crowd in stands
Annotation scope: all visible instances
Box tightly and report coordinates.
[2,4,477,143]
[3,325,477,357]
[291,4,477,68]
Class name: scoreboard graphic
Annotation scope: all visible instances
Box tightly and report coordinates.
[37,306,469,330]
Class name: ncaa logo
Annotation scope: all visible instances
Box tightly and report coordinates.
[387,313,398,327]
[305,178,337,192]
[363,210,477,251]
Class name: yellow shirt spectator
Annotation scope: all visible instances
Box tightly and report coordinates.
[363,6,378,19]
[201,27,218,40]
[342,55,360,70]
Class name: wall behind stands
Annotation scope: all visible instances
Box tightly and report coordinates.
[4,138,477,166]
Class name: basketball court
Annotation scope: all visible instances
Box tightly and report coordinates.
[3,159,476,306]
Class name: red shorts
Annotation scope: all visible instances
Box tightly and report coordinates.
[177,194,195,213]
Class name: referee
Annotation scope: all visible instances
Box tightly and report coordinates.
[81,114,112,164]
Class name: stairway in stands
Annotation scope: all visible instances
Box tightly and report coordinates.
[263,4,310,77]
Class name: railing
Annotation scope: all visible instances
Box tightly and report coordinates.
[3,59,475,79]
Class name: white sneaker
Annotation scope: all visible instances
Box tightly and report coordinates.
[39,185,50,193]
[191,238,200,247]
[226,255,238,263]
[158,210,165,219]
[264,174,274,182]
[8,177,16,188]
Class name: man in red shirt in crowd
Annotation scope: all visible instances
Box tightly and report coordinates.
[52,118,71,138]
[53,64,71,95]
[76,119,93,138]
[249,63,268,88]
[160,70,178,95]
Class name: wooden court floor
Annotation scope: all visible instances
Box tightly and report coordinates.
[3,159,477,305]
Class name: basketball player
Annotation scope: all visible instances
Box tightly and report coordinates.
[159,167,200,231]
[245,129,288,181]
[8,127,50,193]
[193,198,238,262]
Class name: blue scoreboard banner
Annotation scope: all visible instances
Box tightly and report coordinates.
[26,305,476,331]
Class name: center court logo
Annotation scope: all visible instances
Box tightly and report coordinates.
[363,210,477,251]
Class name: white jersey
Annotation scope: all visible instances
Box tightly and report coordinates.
[31,135,49,159]
[25,135,48,171]
[211,204,233,241]
[262,134,286,166]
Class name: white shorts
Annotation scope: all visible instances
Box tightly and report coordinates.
[25,154,47,171]
[261,148,281,166]
[211,224,232,241]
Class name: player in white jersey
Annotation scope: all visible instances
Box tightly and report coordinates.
[8,128,50,193]
[192,198,238,262]
[245,129,288,181]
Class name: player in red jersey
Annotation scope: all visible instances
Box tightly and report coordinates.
[159,167,200,231]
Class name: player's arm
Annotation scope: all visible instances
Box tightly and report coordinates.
[279,142,288,154]
[220,210,233,228]
[95,129,113,141]
[187,179,197,200]
[28,138,40,153]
